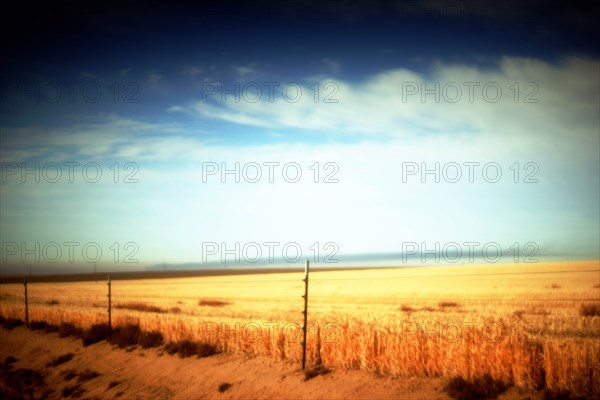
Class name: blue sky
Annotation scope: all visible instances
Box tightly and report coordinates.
[1,1,599,272]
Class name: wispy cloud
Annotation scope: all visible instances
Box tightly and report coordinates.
[146,71,162,84]
[175,56,598,148]
[181,64,203,77]
[233,63,258,76]
[321,57,341,73]
[0,115,189,163]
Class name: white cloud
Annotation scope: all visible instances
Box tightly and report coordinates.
[146,72,162,84]
[175,56,598,148]
[233,64,258,76]
[0,115,188,163]
[181,64,203,77]
[321,57,341,72]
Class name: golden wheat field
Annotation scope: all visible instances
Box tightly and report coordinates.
[1,261,599,397]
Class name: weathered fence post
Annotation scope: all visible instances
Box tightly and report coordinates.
[302,259,310,369]
[107,274,112,338]
[23,277,29,328]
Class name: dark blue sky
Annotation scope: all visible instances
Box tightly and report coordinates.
[3,1,599,80]
[2,1,599,130]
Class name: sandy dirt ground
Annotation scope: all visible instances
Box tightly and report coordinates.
[1,326,544,399]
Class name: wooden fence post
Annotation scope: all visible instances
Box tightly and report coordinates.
[107,274,112,338]
[302,259,310,369]
[23,277,29,328]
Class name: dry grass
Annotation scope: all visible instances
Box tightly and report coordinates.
[59,322,83,338]
[164,339,219,358]
[107,380,121,390]
[29,320,58,333]
[0,363,48,399]
[549,283,561,289]
[60,369,100,398]
[218,382,232,392]
[46,353,74,367]
[77,369,100,382]
[110,323,142,348]
[83,323,109,346]
[579,303,600,317]
[1,318,24,330]
[1,261,599,397]
[304,364,331,381]
[115,301,164,313]
[198,299,230,307]
[139,330,164,348]
[62,384,85,397]
[438,301,460,308]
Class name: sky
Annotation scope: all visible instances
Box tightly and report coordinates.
[1,0,599,273]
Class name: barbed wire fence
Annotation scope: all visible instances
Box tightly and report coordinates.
[4,264,600,370]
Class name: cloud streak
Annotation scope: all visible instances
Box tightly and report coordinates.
[174,56,598,145]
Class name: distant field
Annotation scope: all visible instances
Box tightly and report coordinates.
[1,260,599,397]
